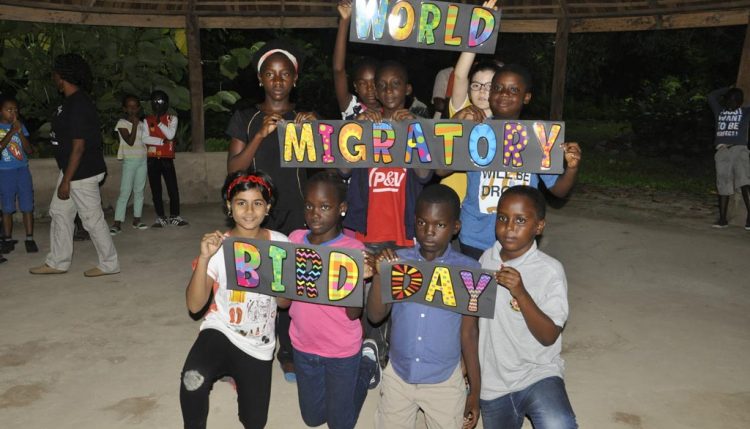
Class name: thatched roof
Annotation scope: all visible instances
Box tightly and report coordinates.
[1,0,749,32]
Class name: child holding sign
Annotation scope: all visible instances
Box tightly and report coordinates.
[180,170,288,429]
[452,64,582,259]
[341,60,433,368]
[368,184,481,429]
[277,171,377,429]
[334,0,381,119]
[478,185,577,428]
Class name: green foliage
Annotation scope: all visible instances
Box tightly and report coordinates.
[624,75,713,156]
[0,23,190,130]
[205,137,230,152]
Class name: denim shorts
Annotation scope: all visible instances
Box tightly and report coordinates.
[0,166,34,213]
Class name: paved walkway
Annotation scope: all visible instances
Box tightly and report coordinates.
[1,201,748,428]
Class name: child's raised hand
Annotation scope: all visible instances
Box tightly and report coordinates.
[200,231,224,259]
[374,248,399,274]
[10,119,21,133]
[294,111,318,123]
[562,142,582,169]
[362,250,375,279]
[337,0,353,19]
[357,109,383,123]
[482,0,498,10]
[454,105,486,123]
[390,109,416,121]
[495,266,526,297]
[258,113,283,138]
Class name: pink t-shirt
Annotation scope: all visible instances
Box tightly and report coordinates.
[288,229,365,358]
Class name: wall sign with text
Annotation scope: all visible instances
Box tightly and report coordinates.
[278,119,565,174]
[380,259,497,317]
[223,238,365,308]
[351,0,501,53]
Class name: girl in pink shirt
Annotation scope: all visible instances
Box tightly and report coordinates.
[278,171,377,429]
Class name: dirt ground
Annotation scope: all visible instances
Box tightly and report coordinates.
[1,187,748,429]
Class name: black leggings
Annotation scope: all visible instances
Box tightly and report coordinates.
[147,157,180,217]
[180,329,273,429]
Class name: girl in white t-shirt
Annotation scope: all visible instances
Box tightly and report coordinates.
[180,170,288,429]
[110,95,148,234]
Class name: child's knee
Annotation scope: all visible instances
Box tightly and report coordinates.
[181,369,209,393]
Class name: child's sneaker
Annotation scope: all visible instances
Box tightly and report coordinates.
[169,216,189,227]
[362,339,381,389]
[132,222,148,230]
[24,239,38,253]
[152,217,168,228]
[109,225,121,236]
[712,220,729,229]
[0,255,6,264]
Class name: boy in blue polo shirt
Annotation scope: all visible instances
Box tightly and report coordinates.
[368,184,481,429]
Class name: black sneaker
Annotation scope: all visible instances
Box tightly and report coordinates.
[1,240,14,253]
[362,339,381,389]
[712,220,729,229]
[169,216,189,227]
[24,240,39,253]
[152,217,168,228]
[0,255,6,264]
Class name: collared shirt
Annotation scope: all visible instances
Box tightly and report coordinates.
[389,244,480,384]
[478,240,569,400]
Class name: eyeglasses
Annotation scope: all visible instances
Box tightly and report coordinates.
[470,82,492,91]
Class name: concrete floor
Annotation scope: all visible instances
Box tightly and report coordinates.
[0,197,748,429]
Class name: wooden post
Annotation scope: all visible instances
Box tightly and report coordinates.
[550,16,569,120]
[186,4,204,153]
[728,13,750,225]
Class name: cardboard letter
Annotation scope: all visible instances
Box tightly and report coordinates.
[434,122,463,165]
[503,122,528,167]
[295,248,323,298]
[425,266,457,307]
[284,122,316,162]
[355,0,389,40]
[339,122,367,162]
[328,252,360,301]
[234,242,261,288]
[532,122,561,170]
[269,245,287,292]
[417,3,441,45]
[468,123,497,167]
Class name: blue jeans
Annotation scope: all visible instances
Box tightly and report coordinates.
[480,377,577,429]
[293,347,375,429]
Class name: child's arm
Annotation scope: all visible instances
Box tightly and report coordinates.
[0,125,15,151]
[496,266,561,346]
[186,231,224,314]
[547,142,581,199]
[449,0,496,115]
[158,115,178,140]
[57,139,85,200]
[333,0,355,112]
[227,113,282,173]
[367,248,399,324]
[450,51,476,115]
[460,315,481,429]
[141,119,165,146]
[117,119,139,147]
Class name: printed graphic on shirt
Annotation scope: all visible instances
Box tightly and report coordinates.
[478,171,532,214]
[0,129,24,161]
[716,108,743,138]
[369,167,406,193]
[219,286,276,342]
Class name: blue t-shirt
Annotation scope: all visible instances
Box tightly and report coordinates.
[460,171,558,251]
[0,122,30,169]
[389,244,480,384]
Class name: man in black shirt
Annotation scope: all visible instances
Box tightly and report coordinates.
[30,54,119,277]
